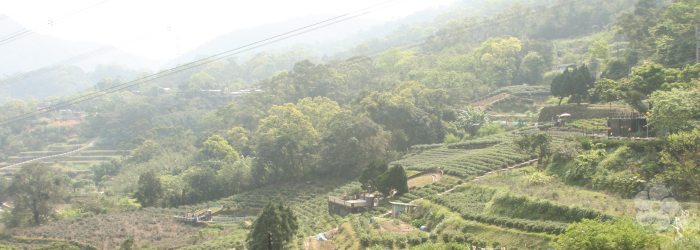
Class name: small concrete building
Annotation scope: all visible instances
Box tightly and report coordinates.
[390,202,417,219]
[328,192,379,217]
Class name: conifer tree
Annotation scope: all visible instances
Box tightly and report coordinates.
[247,201,298,250]
[568,64,594,106]
[358,160,389,188]
[376,164,409,196]
[551,68,574,106]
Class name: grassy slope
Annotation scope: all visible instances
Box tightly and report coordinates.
[474,164,638,216]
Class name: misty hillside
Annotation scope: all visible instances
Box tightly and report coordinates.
[3,0,700,249]
[166,3,465,67]
[0,18,165,77]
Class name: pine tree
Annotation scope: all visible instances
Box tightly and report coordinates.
[568,64,594,106]
[358,160,389,188]
[550,69,572,106]
[247,201,298,250]
[376,164,409,196]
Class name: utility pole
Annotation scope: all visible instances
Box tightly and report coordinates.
[267,232,273,250]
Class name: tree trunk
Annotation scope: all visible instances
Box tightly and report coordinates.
[32,202,40,225]
[558,97,563,106]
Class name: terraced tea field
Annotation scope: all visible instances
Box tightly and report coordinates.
[0,140,122,175]
[6,208,194,249]
[391,148,470,167]
[397,129,538,177]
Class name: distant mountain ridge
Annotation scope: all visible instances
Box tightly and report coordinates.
[0,18,166,77]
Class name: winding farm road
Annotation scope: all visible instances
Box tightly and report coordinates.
[1,137,100,169]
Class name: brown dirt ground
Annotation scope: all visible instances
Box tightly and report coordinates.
[379,220,414,234]
[407,175,435,188]
[473,93,509,108]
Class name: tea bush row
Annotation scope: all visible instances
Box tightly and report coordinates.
[480,86,550,101]
[489,192,615,223]
[392,148,470,167]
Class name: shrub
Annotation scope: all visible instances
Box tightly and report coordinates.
[370,234,382,246]
[394,234,407,248]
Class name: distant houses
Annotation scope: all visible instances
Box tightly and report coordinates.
[550,63,577,72]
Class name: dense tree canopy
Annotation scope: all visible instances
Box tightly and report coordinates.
[6,163,67,226]
[247,201,298,250]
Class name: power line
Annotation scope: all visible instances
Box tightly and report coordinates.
[0,20,184,87]
[0,0,410,88]
[0,0,400,126]
[0,0,113,46]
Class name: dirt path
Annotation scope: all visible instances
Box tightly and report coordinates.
[379,220,414,234]
[473,93,509,108]
[1,137,100,169]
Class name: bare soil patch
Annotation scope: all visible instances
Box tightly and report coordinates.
[473,93,509,108]
[379,220,414,234]
[408,175,435,188]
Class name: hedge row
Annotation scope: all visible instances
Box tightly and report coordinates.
[460,212,568,234]
[489,192,615,223]
[440,231,488,248]
[429,188,569,235]
[481,86,551,101]
[577,136,666,152]
[410,144,444,150]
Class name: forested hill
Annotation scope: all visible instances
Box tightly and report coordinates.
[0,0,654,192]
[3,0,700,248]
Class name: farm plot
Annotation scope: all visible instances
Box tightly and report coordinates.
[398,181,454,203]
[181,179,346,214]
[0,235,98,250]
[292,182,367,237]
[6,209,194,249]
[391,148,470,167]
[478,86,551,103]
[401,129,538,177]
[427,184,613,235]
[179,179,362,238]
[406,143,532,177]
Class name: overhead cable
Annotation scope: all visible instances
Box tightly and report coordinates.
[0,0,113,46]
[0,0,400,126]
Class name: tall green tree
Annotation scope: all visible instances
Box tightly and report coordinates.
[550,69,570,105]
[358,160,389,189]
[458,107,491,136]
[588,40,609,60]
[133,171,163,208]
[658,128,700,201]
[588,78,621,104]
[6,163,67,226]
[253,103,319,183]
[246,201,298,250]
[320,116,390,177]
[516,51,547,85]
[376,164,409,196]
[568,64,594,106]
[648,86,700,132]
[514,132,552,165]
[201,135,240,162]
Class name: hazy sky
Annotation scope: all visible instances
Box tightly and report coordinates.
[1,0,461,60]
